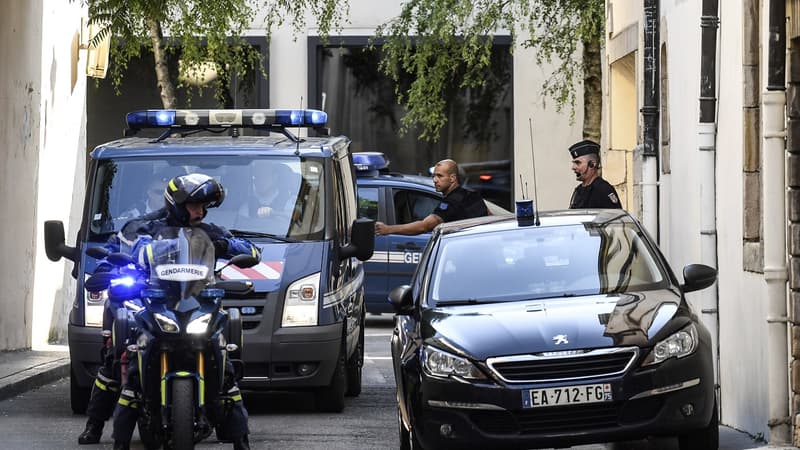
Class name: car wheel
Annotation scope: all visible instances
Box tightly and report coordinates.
[678,399,719,450]
[70,365,89,414]
[345,319,364,397]
[315,340,346,412]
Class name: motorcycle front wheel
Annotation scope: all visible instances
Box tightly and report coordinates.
[171,378,195,450]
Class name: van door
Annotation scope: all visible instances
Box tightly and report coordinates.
[386,188,440,293]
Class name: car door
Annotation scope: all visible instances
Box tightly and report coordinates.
[387,187,441,291]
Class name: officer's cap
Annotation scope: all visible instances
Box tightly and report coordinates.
[569,139,600,158]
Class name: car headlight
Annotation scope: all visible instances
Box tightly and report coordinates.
[422,346,486,380]
[282,272,319,327]
[643,323,698,366]
[154,313,180,333]
[186,313,212,334]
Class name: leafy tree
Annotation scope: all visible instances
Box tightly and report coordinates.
[266,0,603,142]
[85,0,264,108]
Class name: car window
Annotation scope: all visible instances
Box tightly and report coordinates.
[393,189,441,224]
[430,223,668,303]
[357,187,379,220]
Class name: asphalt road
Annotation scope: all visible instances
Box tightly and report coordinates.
[0,314,778,450]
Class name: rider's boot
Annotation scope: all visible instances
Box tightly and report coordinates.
[113,439,130,450]
[232,434,251,450]
[77,419,104,444]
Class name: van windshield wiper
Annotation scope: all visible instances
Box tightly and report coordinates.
[229,229,299,243]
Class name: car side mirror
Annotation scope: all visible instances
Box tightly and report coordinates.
[44,220,78,263]
[681,264,717,293]
[388,285,414,315]
[341,218,375,262]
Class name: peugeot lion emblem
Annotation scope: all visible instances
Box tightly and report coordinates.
[552,334,569,345]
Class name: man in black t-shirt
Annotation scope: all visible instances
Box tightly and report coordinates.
[568,140,622,209]
[375,159,488,236]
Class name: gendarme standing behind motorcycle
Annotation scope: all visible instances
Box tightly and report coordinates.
[108,173,260,450]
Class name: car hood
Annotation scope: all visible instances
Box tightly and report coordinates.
[423,290,686,360]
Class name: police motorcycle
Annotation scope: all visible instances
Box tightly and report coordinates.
[86,227,257,450]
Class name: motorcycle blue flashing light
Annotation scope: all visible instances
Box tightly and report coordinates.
[110,276,136,288]
[125,109,328,130]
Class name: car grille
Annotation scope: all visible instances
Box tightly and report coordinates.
[470,403,622,435]
[486,347,638,383]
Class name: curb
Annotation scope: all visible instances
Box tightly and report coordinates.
[0,357,70,402]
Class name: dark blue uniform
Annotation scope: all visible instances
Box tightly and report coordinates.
[433,186,488,222]
[569,177,621,209]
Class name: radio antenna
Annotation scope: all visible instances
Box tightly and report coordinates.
[528,118,540,226]
[295,96,303,155]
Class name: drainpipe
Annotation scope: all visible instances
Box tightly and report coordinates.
[641,0,659,236]
[763,0,790,443]
[698,0,720,409]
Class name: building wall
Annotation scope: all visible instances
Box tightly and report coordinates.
[0,1,87,350]
[607,0,774,440]
[267,0,583,211]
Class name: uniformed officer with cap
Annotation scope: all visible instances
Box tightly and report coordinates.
[568,139,621,209]
[375,159,487,236]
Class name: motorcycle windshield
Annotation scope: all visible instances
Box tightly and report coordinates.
[147,227,215,300]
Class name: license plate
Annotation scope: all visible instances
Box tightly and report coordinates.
[523,383,613,408]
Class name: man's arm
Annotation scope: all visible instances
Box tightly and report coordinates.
[376,214,443,236]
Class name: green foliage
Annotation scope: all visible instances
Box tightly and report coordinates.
[261,0,351,45]
[374,0,604,141]
[85,0,264,107]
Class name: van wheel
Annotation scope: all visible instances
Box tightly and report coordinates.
[70,365,89,414]
[315,341,346,412]
[345,321,364,397]
[678,399,719,450]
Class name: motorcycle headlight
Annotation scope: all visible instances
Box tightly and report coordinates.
[187,313,212,334]
[422,346,486,380]
[282,272,319,327]
[643,323,698,366]
[154,313,180,333]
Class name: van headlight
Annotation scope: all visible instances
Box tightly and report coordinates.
[643,323,698,366]
[282,272,319,327]
[422,346,486,380]
[84,289,107,327]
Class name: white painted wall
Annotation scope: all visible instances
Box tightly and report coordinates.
[265,0,582,211]
[608,0,772,439]
[0,1,87,350]
[32,1,88,349]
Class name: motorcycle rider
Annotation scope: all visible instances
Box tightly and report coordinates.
[78,173,258,450]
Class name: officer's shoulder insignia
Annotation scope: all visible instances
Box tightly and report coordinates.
[608,193,619,204]
[439,202,449,210]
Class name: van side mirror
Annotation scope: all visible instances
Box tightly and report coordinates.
[681,264,717,293]
[340,218,375,262]
[44,220,78,263]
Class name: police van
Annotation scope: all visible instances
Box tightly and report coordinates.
[44,109,374,413]
[353,152,510,314]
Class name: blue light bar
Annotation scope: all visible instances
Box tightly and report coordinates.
[125,109,328,129]
[352,152,389,174]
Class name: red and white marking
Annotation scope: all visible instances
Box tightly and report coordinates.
[217,261,284,280]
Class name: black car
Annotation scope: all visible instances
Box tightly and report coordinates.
[389,209,718,450]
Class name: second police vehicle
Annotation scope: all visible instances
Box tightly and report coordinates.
[352,152,510,314]
[44,108,375,414]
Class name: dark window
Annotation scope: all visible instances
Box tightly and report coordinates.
[309,36,513,210]
[393,189,441,224]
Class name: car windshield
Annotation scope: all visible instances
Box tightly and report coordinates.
[88,156,325,241]
[430,220,668,304]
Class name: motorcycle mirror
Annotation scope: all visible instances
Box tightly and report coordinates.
[85,272,116,291]
[209,280,254,295]
[107,252,135,266]
[85,247,110,260]
[229,254,260,269]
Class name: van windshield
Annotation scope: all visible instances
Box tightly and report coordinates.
[88,156,325,241]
